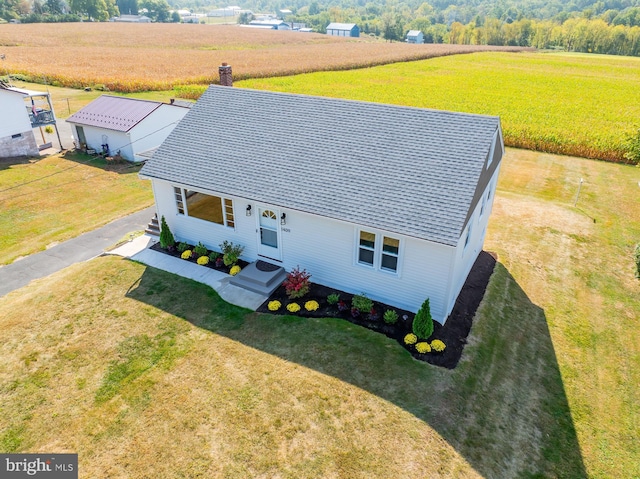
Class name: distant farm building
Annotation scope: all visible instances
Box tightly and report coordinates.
[112,14,151,22]
[208,6,244,17]
[406,30,424,44]
[326,23,360,37]
[247,19,291,30]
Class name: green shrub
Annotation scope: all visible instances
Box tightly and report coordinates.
[327,293,340,305]
[412,298,434,340]
[352,293,373,313]
[176,242,190,253]
[220,240,244,267]
[194,242,208,257]
[383,309,399,324]
[635,243,640,279]
[208,251,220,262]
[159,216,175,250]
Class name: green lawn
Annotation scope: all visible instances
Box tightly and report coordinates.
[238,51,640,163]
[0,151,153,265]
[1,148,638,478]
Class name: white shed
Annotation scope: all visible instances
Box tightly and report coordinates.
[139,86,503,324]
[66,96,191,162]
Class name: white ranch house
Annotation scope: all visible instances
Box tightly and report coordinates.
[66,95,191,162]
[139,86,504,324]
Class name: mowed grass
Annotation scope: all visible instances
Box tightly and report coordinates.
[238,51,640,162]
[0,23,528,92]
[0,151,153,264]
[1,149,639,477]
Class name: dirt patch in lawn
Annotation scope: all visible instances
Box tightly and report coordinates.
[257,251,497,369]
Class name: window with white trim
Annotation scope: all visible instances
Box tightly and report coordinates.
[357,230,400,273]
[358,231,375,266]
[174,187,234,228]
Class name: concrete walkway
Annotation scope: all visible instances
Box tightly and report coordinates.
[0,205,268,310]
[112,238,268,310]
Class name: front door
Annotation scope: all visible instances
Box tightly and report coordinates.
[257,207,281,261]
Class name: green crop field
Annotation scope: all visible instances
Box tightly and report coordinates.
[238,51,640,163]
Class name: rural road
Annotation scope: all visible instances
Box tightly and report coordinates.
[0,206,155,297]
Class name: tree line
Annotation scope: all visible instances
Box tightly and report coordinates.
[2,0,640,56]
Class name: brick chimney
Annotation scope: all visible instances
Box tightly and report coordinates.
[219,63,233,87]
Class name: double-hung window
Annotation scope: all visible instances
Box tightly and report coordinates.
[174,186,235,228]
[357,230,400,273]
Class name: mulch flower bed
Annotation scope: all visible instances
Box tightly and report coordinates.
[150,241,496,369]
[256,251,497,369]
[149,242,250,272]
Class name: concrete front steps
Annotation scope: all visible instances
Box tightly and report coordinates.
[145,214,160,237]
[229,260,286,296]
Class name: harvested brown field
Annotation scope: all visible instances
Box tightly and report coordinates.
[0,23,531,92]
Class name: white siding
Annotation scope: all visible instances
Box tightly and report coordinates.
[445,165,501,316]
[0,91,31,137]
[73,126,132,159]
[128,105,189,162]
[151,179,457,322]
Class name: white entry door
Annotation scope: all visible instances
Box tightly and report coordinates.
[257,207,281,260]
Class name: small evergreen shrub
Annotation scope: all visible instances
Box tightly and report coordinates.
[194,242,208,257]
[431,339,446,352]
[177,242,190,253]
[383,309,399,324]
[415,342,431,354]
[351,293,373,313]
[159,216,176,250]
[283,266,311,299]
[327,293,340,305]
[208,251,220,262]
[412,298,434,339]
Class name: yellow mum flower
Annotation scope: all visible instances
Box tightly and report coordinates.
[287,303,301,313]
[404,333,417,345]
[268,300,281,311]
[304,300,319,311]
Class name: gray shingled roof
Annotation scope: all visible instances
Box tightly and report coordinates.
[66,95,163,132]
[326,22,357,30]
[140,86,501,246]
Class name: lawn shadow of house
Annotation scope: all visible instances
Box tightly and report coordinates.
[125,260,587,478]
